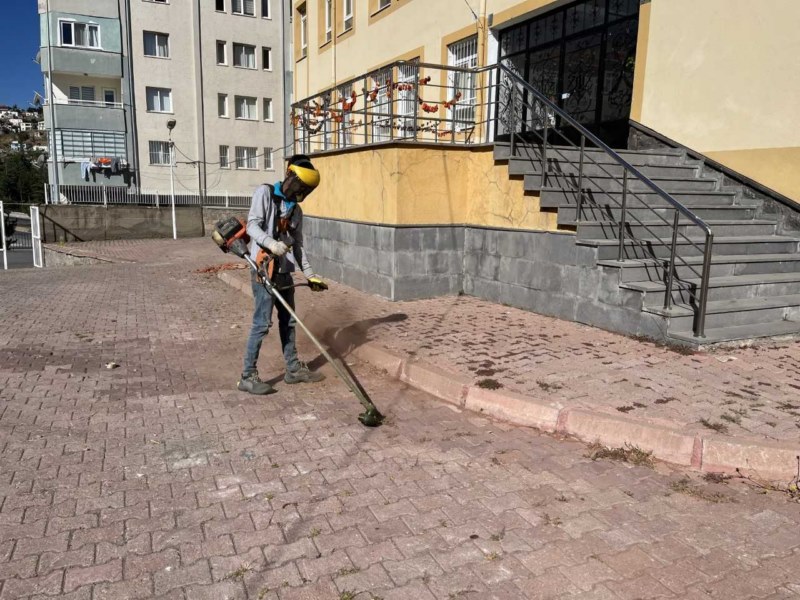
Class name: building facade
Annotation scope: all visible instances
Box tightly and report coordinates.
[288,0,800,345]
[39,0,290,196]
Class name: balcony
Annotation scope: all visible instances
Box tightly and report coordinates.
[44,99,126,132]
[41,47,122,78]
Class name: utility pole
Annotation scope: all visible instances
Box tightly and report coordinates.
[167,119,177,240]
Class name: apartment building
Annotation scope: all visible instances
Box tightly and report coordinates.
[39,0,289,195]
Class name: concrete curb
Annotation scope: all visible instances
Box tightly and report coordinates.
[216,272,800,482]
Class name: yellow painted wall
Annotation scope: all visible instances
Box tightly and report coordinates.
[637,0,800,201]
[293,0,564,100]
[304,145,559,231]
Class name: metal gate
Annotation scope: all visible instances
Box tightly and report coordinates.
[30,206,42,268]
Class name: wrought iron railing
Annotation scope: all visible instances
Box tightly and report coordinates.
[46,184,252,208]
[292,60,714,338]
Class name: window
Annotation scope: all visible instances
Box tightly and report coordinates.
[447,36,478,130]
[233,43,256,68]
[262,47,272,70]
[396,63,417,138]
[146,87,172,112]
[143,31,169,58]
[235,146,257,169]
[298,5,307,58]
[263,98,273,121]
[103,89,117,107]
[324,0,332,42]
[219,145,229,168]
[216,0,225,11]
[68,86,96,103]
[216,41,227,65]
[218,93,228,117]
[56,130,126,159]
[264,147,273,170]
[378,0,391,9]
[343,0,353,30]
[261,0,270,18]
[232,0,255,16]
[234,95,257,120]
[149,140,172,165]
[60,21,100,49]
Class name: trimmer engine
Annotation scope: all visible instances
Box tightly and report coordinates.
[212,217,249,258]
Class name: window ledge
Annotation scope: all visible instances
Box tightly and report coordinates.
[233,65,258,70]
[232,12,256,18]
[144,55,171,60]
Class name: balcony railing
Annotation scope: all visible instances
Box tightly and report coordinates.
[45,98,124,110]
[291,60,495,154]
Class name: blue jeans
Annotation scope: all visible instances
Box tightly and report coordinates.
[242,272,301,376]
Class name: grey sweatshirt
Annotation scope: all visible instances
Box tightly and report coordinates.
[247,183,315,278]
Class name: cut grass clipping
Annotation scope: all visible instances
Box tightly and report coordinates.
[587,442,654,469]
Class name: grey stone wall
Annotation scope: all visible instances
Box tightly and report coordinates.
[40,205,204,242]
[301,215,667,339]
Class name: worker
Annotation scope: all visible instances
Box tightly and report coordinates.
[238,154,329,395]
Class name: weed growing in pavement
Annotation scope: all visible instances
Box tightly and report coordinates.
[537,380,563,392]
[700,418,729,434]
[485,551,500,561]
[555,493,569,502]
[587,443,655,469]
[543,513,563,526]
[490,527,506,542]
[669,477,734,503]
[224,563,253,581]
[339,591,357,600]
[309,527,321,538]
[654,397,678,404]
[616,405,635,413]
[477,378,503,390]
[336,566,361,577]
[703,472,732,484]
[734,458,800,503]
[720,413,742,425]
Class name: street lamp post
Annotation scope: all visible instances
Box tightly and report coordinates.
[167,119,177,240]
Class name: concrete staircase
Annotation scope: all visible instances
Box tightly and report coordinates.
[495,142,800,345]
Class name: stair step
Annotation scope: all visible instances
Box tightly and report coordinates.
[599,253,800,280]
[624,272,800,306]
[668,319,800,345]
[494,143,685,167]
[529,173,718,193]
[583,235,800,259]
[507,158,701,179]
[556,205,759,221]
[646,294,800,331]
[539,188,741,207]
[573,219,777,239]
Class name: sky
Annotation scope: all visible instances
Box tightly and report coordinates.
[0,2,44,108]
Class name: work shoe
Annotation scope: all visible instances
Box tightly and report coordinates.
[237,372,276,395]
[284,362,325,384]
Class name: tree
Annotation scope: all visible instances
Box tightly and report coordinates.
[0,151,48,205]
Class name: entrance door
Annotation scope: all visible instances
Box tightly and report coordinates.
[498,0,639,147]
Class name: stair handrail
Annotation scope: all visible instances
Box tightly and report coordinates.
[494,63,714,338]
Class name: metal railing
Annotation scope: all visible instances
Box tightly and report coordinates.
[44,98,124,109]
[291,59,498,152]
[46,184,252,208]
[496,63,714,338]
[292,60,715,338]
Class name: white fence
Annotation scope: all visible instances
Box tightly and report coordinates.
[46,184,252,208]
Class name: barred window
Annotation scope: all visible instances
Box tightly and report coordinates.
[219,145,229,168]
[148,140,171,165]
[56,130,126,159]
[235,146,257,169]
[447,36,478,130]
[263,147,273,170]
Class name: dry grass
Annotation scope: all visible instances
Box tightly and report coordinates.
[587,443,655,469]
[670,477,734,503]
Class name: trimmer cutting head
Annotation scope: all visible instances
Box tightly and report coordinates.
[358,407,384,427]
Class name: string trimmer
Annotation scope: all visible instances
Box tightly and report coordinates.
[211,217,384,427]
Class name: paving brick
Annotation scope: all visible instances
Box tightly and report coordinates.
[1,238,799,600]
[64,559,122,593]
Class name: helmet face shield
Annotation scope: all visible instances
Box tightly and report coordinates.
[282,172,315,202]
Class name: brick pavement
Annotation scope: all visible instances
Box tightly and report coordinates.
[1,238,799,598]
